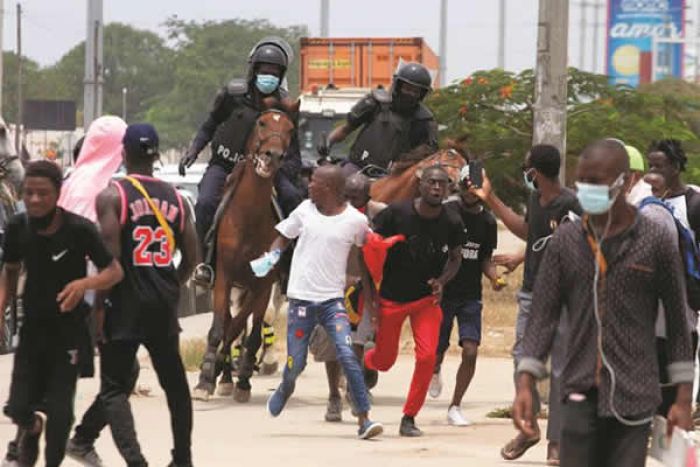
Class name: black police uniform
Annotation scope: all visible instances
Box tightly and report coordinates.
[191,80,303,244]
[2,209,113,466]
[96,175,192,467]
[346,88,438,170]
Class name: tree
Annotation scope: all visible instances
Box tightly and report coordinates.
[145,18,308,147]
[2,51,43,124]
[427,68,700,208]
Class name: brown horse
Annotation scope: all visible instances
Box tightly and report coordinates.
[193,107,297,402]
[370,148,467,203]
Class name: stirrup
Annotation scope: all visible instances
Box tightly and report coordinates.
[192,263,214,288]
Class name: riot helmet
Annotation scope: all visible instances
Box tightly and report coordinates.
[391,62,432,113]
[249,36,294,66]
[249,44,288,95]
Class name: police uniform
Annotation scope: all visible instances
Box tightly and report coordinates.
[346,88,438,170]
[191,80,303,244]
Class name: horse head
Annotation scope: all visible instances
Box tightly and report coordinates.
[247,109,295,179]
[0,117,23,195]
[414,148,467,194]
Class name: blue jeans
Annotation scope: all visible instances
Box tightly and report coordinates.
[283,298,370,413]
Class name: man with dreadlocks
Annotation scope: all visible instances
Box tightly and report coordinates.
[647,139,700,414]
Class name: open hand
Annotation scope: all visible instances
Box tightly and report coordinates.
[57,279,87,312]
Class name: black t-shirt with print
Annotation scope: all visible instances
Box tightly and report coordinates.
[373,200,465,303]
[2,209,113,347]
[443,201,498,301]
[522,188,582,292]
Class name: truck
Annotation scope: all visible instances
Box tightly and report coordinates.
[297,37,440,162]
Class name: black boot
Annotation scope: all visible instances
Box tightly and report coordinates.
[399,415,423,437]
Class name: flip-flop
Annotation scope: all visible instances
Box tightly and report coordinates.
[500,434,541,461]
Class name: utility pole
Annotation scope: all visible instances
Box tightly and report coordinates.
[83,0,103,130]
[14,2,21,158]
[121,87,127,121]
[579,1,588,70]
[498,0,506,69]
[591,0,602,73]
[320,0,329,37]
[533,0,569,186]
[0,0,5,117]
[439,0,447,86]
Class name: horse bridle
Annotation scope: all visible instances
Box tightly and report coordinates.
[252,110,293,157]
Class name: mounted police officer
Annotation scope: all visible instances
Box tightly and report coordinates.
[318,62,438,174]
[178,37,303,286]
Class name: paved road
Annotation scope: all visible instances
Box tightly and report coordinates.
[0,314,668,467]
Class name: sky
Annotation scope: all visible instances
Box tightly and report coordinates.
[2,0,607,83]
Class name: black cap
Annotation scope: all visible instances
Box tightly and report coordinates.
[123,123,159,158]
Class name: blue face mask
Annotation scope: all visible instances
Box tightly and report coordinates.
[575,175,624,215]
[255,74,280,94]
[523,170,537,191]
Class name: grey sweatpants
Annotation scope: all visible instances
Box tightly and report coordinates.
[512,290,567,443]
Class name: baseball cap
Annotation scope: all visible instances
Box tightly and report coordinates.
[123,123,159,158]
[625,145,645,172]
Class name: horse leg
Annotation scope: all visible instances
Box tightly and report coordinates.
[234,286,272,403]
[216,339,234,397]
[193,278,232,401]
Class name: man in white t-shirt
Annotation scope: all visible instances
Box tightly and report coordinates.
[257,165,383,440]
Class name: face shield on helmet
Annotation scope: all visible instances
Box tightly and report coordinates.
[391,62,432,113]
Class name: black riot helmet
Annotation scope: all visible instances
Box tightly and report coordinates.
[249,36,294,66]
[248,44,288,83]
[392,62,432,103]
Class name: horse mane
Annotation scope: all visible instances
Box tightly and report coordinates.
[390,138,471,175]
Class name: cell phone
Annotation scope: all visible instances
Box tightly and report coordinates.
[468,160,483,188]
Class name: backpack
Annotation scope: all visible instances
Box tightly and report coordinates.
[639,196,700,309]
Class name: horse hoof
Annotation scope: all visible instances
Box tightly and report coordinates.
[192,388,211,402]
[234,387,251,403]
[259,361,279,376]
[217,382,234,396]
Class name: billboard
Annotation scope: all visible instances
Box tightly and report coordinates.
[606,0,685,87]
[23,100,77,131]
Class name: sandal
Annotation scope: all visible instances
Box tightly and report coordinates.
[500,433,541,461]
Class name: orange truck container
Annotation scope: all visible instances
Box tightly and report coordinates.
[299,37,440,92]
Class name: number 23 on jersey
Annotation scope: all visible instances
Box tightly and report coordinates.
[132,225,173,267]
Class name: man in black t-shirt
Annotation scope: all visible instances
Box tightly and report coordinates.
[0,161,122,467]
[429,170,504,427]
[474,145,581,464]
[365,166,464,437]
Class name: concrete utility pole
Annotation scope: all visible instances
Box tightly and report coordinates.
[0,0,5,116]
[83,0,103,130]
[14,2,21,157]
[533,0,569,186]
[579,1,588,70]
[439,0,447,86]
[498,0,506,69]
[320,0,329,37]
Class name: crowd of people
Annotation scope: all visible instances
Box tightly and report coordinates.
[0,34,698,467]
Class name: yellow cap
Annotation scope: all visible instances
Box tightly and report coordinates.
[625,145,645,172]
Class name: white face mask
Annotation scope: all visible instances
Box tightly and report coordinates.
[575,174,625,215]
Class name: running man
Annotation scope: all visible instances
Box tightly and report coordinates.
[429,165,505,426]
[365,165,464,437]
[261,165,383,439]
[81,124,198,467]
[0,161,123,467]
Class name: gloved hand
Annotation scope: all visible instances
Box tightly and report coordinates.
[250,249,282,278]
[178,152,198,176]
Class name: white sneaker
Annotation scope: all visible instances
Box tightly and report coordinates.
[447,405,471,426]
[429,372,442,399]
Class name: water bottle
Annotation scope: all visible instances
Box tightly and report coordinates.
[250,249,281,277]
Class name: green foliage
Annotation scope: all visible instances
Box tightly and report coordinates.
[427,68,700,208]
[145,18,308,147]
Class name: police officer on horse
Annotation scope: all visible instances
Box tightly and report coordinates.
[178,37,303,286]
[318,62,438,175]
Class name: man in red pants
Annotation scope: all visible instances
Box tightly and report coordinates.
[365,165,463,436]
